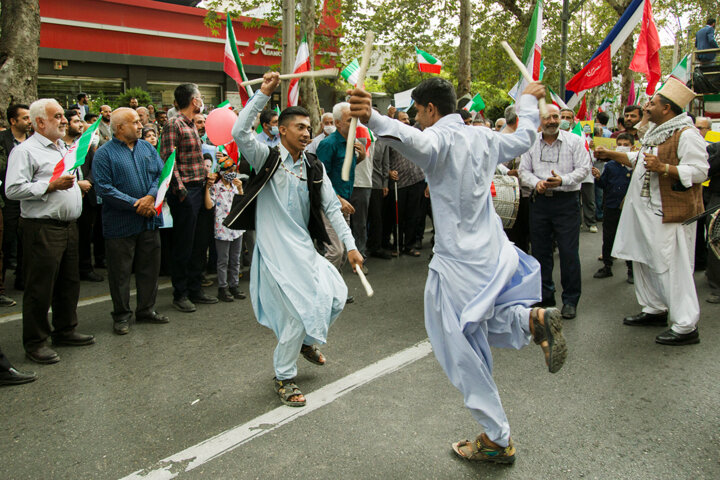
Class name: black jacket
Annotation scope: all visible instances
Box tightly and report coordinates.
[223,148,332,246]
[0,129,21,209]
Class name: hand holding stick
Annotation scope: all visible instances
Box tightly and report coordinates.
[356,267,374,297]
[500,41,548,117]
[342,31,375,182]
[241,68,339,87]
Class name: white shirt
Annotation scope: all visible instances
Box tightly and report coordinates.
[519,129,592,192]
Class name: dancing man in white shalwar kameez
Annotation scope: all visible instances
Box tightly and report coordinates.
[348,78,567,464]
[595,78,708,346]
[229,73,363,407]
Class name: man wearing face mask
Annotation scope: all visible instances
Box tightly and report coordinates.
[257,109,280,148]
[519,104,591,320]
[305,112,335,155]
[160,83,218,313]
[558,108,574,132]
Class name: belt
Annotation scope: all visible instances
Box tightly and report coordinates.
[536,190,579,198]
[183,180,205,189]
[20,217,76,227]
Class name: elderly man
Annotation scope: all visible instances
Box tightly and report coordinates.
[160,83,218,312]
[495,118,506,131]
[6,99,95,364]
[305,112,335,154]
[695,116,712,139]
[519,104,591,319]
[93,108,169,335]
[136,107,150,127]
[227,73,363,407]
[597,79,709,345]
[316,102,366,270]
[348,77,566,463]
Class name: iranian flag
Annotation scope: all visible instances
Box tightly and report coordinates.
[571,122,591,152]
[288,35,311,107]
[341,59,360,86]
[463,93,486,115]
[154,150,176,215]
[415,47,442,74]
[548,87,568,109]
[519,1,543,92]
[224,15,253,106]
[50,118,101,182]
[669,53,690,84]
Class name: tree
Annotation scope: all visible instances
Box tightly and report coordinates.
[456,0,472,98]
[0,0,40,125]
[298,0,322,132]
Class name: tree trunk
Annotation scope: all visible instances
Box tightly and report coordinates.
[457,0,472,98]
[299,0,321,133]
[0,0,40,125]
[281,0,296,110]
[618,31,634,107]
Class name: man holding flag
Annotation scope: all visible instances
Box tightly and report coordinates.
[93,108,169,335]
[6,99,94,364]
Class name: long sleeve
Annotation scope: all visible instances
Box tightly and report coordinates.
[146,149,164,198]
[161,119,184,192]
[5,146,49,201]
[519,149,543,190]
[495,94,540,165]
[319,165,357,252]
[92,146,138,212]
[231,92,271,170]
[367,112,442,172]
[557,137,592,187]
[676,129,709,188]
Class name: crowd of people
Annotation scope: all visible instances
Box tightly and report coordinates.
[0,72,715,465]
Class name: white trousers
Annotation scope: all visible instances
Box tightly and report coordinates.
[633,260,700,334]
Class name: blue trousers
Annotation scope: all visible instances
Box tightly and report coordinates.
[529,192,582,307]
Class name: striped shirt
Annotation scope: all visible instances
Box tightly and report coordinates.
[389,147,425,188]
[519,129,591,192]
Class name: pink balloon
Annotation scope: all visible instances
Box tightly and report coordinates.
[206,107,237,146]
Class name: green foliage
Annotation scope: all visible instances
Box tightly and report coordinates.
[115,88,152,109]
[87,92,113,113]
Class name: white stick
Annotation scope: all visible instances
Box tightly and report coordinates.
[356,267,374,297]
[341,31,375,182]
[500,41,548,117]
[240,68,339,87]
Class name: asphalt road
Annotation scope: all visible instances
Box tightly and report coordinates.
[1,227,719,480]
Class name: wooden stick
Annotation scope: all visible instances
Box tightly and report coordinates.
[240,68,339,87]
[500,41,548,117]
[341,31,375,182]
[356,266,374,297]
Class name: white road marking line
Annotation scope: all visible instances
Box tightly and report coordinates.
[119,340,433,480]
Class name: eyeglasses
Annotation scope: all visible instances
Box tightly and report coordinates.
[540,143,560,163]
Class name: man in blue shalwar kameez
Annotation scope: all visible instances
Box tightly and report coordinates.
[348,78,567,464]
[230,73,363,407]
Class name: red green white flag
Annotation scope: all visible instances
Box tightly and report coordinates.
[341,59,360,86]
[50,117,101,182]
[669,53,689,84]
[154,150,176,215]
[288,35,311,107]
[415,47,442,74]
[463,93,486,114]
[224,15,253,106]
[548,86,568,109]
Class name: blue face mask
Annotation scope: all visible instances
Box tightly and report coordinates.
[222,171,237,183]
[270,126,279,136]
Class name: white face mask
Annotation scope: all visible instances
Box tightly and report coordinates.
[615,145,631,153]
[195,97,205,114]
[323,125,336,136]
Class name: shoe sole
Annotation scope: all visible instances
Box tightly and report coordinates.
[25,352,60,364]
[544,308,567,374]
[172,303,197,313]
[52,339,96,347]
[623,320,667,327]
[655,337,700,346]
[451,441,516,464]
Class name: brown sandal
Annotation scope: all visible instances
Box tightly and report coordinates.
[300,344,326,366]
[274,377,306,407]
[530,307,567,373]
[452,433,516,464]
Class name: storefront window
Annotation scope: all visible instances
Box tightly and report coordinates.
[38,76,125,108]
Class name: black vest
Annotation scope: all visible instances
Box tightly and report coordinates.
[223,148,332,246]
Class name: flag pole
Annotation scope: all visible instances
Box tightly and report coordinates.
[341,31,375,182]
[240,68,339,87]
[500,41,548,117]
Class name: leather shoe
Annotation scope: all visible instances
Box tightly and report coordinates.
[113,321,130,335]
[346,296,355,304]
[189,291,218,304]
[52,332,95,346]
[80,271,104,282]
[593,266,613,279]
[655,328,699,346]
[136,311,170,324]
[0,367,38,386]
[173,297,196,313]
[561,304,576,319]
[26,346,60,364]
[229,286,246,300]
[623,311,667,327]
[370,250,392,260]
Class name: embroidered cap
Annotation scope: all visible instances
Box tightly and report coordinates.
[655,78,697,109]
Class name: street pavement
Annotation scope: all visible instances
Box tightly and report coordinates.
[1,227,719,480]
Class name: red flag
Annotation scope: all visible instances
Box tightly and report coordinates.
[565,47,613,93]
[629,0,661,95]
[576,96,588,122]
[627,78,636,105]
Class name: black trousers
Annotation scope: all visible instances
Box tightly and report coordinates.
[601,206,632,272]
[384,181,424,251]
[78,201,97,275]
[0,344,12,371]
[167,186,204,300]
[191,206,215,276]
[505,195,531,254]
[2,201,23,287]
[106,230,161,323]
[20,218,80,351]
[367,188,385,253]
[529,192,582,307]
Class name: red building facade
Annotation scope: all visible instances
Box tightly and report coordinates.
[38,0,341,109]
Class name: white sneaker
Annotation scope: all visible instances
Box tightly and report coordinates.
[589,225,598,233]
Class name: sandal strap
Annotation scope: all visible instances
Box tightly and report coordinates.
[275,378,303,401]
[531,307,546,345]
